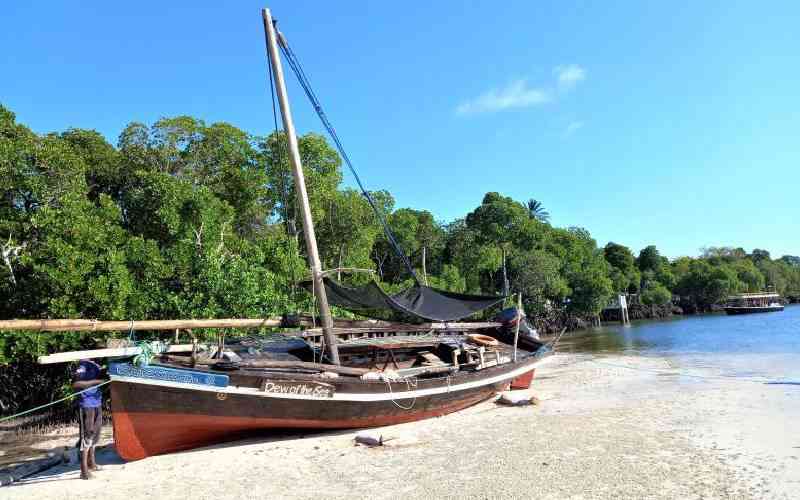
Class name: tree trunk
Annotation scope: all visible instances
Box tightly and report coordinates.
[337,244,344,281]
[501,247,509,295]
[421,246,428,286]
[374,250,385,280]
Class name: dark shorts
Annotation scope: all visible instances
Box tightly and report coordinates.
[78,407,102,451]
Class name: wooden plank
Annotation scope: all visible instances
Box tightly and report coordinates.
[37,343,198,364]
[238,360,369,376]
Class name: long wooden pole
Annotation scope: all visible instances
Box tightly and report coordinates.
[0,317,502,333]
[0,318,283,332]
[262,8,340,365]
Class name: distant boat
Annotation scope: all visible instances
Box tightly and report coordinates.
[724,292,784,315]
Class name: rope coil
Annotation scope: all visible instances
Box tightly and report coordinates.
[385,377,418,411]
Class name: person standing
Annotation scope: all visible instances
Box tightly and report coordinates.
[73,359,105,480]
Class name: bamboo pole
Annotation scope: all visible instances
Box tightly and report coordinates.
[262,8,340,365]
[0,316,502,334]
[0,318,284,332]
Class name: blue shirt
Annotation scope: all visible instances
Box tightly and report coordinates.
[75,360,103,408]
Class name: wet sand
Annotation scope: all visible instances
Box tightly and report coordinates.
[3,353,799,499]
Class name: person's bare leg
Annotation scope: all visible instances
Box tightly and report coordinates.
[80,449,92,480]
[88,447,101,471]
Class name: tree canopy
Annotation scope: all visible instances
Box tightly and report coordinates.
[1,103,798,364]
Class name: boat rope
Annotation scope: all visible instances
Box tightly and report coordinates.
[122,319,157,367]
[0,381,111,423]
[385,377,418,410]
[546,327,569,350]
[132,340,154,367]
[273,21,420,285]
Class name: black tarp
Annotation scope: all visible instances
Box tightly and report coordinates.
[305,278,506,323]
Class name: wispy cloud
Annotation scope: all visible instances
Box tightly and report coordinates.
[456,64,586,116]
[553,64,586,91]
[564,120,584,137]
[455,80,552,115]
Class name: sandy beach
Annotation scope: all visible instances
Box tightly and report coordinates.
[3,352,799,499]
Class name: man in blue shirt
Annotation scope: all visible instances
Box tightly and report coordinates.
[73,359,105,480]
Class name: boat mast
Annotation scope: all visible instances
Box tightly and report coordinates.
[261,8,340,365]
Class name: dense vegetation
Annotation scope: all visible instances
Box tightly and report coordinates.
[1,104,799,364]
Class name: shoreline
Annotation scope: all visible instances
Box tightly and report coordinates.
[5,352,799,499]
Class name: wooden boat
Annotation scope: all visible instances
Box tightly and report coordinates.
[724,292,785,315]
[108,330,552,460]
[8,7,556,462]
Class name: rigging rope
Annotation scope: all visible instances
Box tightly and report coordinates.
[272,21,420,284]
[265,30,300,308]
[0,381,111,423]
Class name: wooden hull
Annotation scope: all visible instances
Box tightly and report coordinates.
[110,353,551,460]
[724,305,784,315]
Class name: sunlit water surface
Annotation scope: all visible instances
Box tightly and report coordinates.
[558,304,800,381]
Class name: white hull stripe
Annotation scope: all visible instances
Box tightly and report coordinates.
[110,355,556,402]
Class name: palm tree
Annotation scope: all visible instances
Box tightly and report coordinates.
[527,199,550,223]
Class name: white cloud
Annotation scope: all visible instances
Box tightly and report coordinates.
[564,120,584,137]
[455,79,552,115]
[554,64,586,91]
[456,64,586,116]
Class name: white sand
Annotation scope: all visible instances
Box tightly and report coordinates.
[4,353,799,499]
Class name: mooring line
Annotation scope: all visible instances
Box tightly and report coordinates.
[0,380,111,423]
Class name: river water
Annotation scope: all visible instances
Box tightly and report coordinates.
[559,304,800,381]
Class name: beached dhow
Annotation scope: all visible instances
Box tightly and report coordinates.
[106,323,549,460]
[4,7,555,461]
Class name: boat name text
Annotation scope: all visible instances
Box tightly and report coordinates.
[260,380,335,398]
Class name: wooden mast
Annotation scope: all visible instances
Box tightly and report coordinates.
[261,8,340,365]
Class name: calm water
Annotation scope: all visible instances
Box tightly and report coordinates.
[560,304,800,380]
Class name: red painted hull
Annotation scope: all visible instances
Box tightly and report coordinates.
[510,369,535,389]
[110,353,549,460]
[111,392,491,461]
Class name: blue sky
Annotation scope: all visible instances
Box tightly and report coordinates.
[2,1,798,259]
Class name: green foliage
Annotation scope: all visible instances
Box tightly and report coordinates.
[604,242,640,293]
[526,198,550,223]
[636,245,661,273]
[674,259,739,310]
[426,264,466,293]
[641,283,672,306]
[507,250,568,314]
[1,102,798,365]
